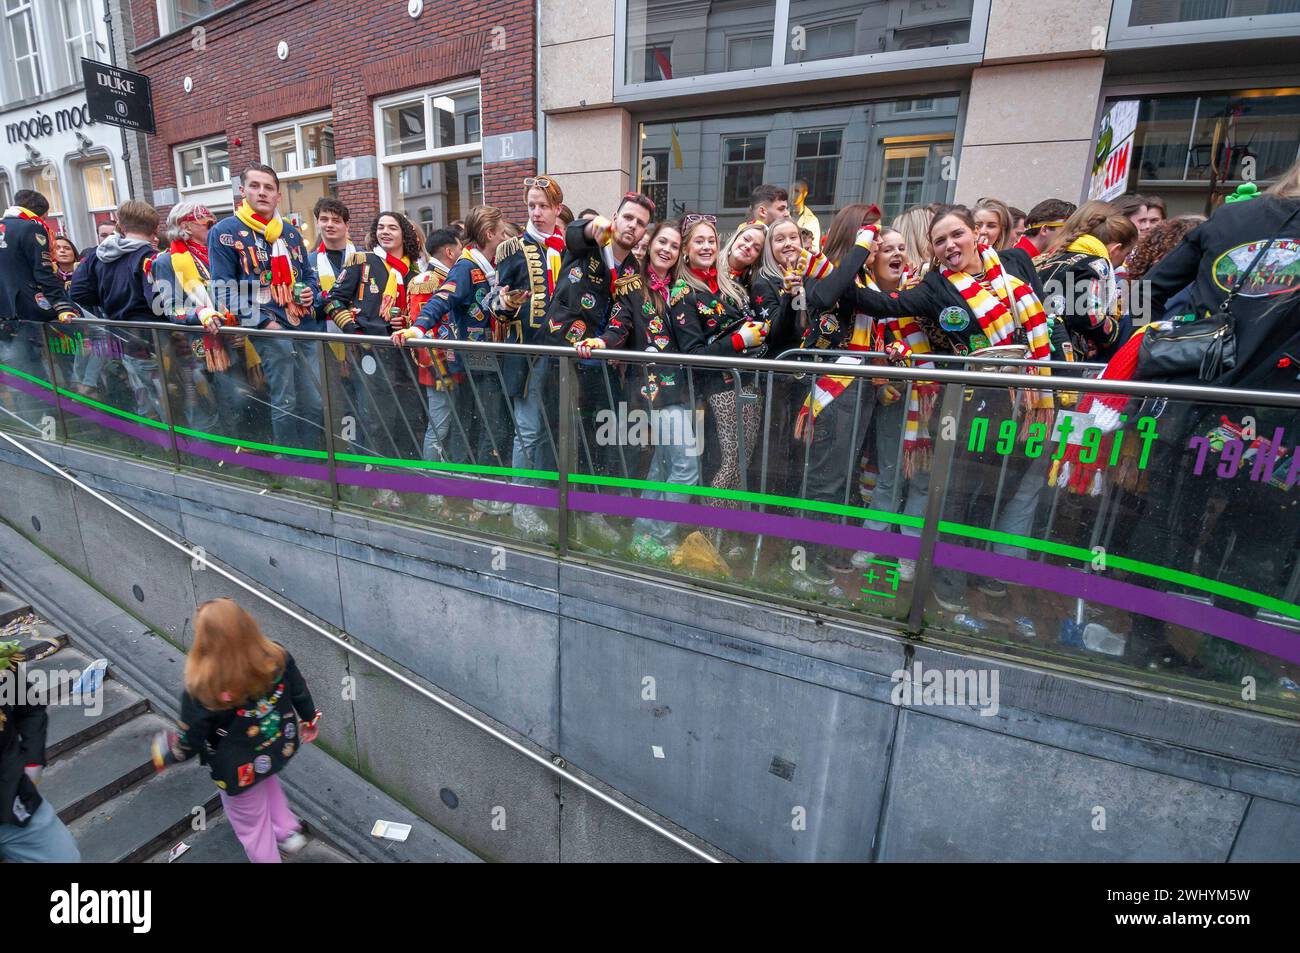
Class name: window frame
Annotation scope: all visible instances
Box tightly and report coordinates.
[792,126,844,210]
[373,80,484,213]
[614,0,990,103]
[155,0,216,36]
[719,134,769,212]
[173,135,230,194]
[1107,0,1300,48]
[59,0,100,82]
[3,0,44,101]
[258,110,337,181]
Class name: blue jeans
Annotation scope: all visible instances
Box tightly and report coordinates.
[864,393,930,538]
[251,330,323,451]
[0,798,81,862]
[510,363,554,481]
[633,403,701,542]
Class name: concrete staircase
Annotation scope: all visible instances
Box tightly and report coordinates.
[4,591,352,864]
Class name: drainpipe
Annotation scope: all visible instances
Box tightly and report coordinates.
[535,0,546,173]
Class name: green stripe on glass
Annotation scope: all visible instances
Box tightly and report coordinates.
[334,453,558,481]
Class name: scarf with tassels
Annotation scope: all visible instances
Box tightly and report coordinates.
[235,200,307,322]
[941,243,1054,426]
[168,238,230,372]
[375,246,411,318]
[526,223,565,294]
[315,240,356,294]
[1049,323,1149,495]
[801,273,877,421]
[882,273,939,478]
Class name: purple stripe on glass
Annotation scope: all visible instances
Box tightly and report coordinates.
[335,466,558,507]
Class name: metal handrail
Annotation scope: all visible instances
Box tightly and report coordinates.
[0,427,721,864]
[49,316,1300,408]
[774,346,1109,372]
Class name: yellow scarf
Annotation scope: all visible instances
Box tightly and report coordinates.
[1067,234,1110,260]
[235,200,284,243]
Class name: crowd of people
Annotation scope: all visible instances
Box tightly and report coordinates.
[3,159,1300,635]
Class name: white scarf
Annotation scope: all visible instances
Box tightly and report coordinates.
[315,240,356,292]
[526,222,565,287]
[466,246,497,288]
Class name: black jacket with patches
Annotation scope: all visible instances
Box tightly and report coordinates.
[492,232,559,396]
[544,219,639,345]
[596,274,691,406]
[0,669,48,827]
[1034,249,1123,362]
[0,214,77,325]
[1144,196,1300,388]
[325,251,405,336]
[667,277,757,397]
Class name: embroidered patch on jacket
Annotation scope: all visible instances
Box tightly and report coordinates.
[219,233,235,246]
[565,320,587,343]
[237,763,255,787]
[471,268,487,284]
[580,292,596,310]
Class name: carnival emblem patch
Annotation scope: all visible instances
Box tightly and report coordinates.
[939,306,969,332]
[580,292,596,311]
[1212,239,1300,297]
[568,266,581,282]
[653,335,670,349]
[818,314,839,335]
[237,763,255,787]
[648,317,664,334]
[565,320,587,343]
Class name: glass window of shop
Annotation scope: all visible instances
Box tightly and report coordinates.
[20,162,64,233]
[622,0,976,87]
[260,112,336,248]
[159,0,215,34]
[1124,88,1300,217]
[79,156,116,231]
[376,82,483,232]
[636,94,959,232]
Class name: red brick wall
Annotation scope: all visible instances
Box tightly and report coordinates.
[130,0,537,236]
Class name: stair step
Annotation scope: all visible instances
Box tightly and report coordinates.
[43,713,171,823]
[6,621,70,664]
[20,643,91,677]
[67,764,222,864]
[144,812,356,864]
[46,679,149,759]
[0,590,32,626]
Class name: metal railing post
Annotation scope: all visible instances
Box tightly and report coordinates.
[317,336,340,505]
[150,329,182,468]
[907,382,967,634]
[557,355,574,557]
[39,323,69,442]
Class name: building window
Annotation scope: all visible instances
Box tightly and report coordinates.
[879,137,954,222]
[641,148,670,222]
[4,0,43,100]
[260,112,336,247]
[793,129,842,208]
[21,163,64,234]
[624,0,778,84]
[0,170,12,209]
[160,0,215,33]
[175,137,229,191]
[375,82,484,232]
[60,0,98,66]
[79,156,116,237]
[1130,0,1300,24]
[787,18,858,64]
[721,136,767,210]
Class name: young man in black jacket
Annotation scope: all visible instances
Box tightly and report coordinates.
[0,646,80,862]
[0,190,80,421]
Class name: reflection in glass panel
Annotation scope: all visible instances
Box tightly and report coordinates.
[206,145,229,186]
[301,120,335,168]
[383,101,426,156]
[638,96,959,230]
[432,90,481,149]
[265,127,298,174]
[389,157,483,230]
[178,146,205,188]
[1129,0,1300,26]
[625,0,777,83]
[782,0,973,67]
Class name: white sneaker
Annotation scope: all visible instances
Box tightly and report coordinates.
[897,558,916,583]
[278,831,307,856]
[850,551,874,570]
[511,504,549,539]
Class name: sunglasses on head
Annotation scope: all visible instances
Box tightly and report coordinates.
[524,176,554,190]
[681,212,717,229]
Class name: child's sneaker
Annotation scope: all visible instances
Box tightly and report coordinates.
[278,831,308,856]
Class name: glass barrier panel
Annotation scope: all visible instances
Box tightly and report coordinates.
[0,319,60,440]
[562,355,915,625]
[326,338,559,548]
[921,380,1300,716]
[157,326,330,501]
[38,321,176,465]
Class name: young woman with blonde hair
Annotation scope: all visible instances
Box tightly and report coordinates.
[151,598,321,863]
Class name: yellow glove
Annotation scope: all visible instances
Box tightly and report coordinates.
[390,326,424,346]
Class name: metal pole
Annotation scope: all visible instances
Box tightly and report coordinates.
[317,335,340,505]
[39,324,69,442]
[150,329,182,467]
[557,356,574,557]
[907,382,967,634]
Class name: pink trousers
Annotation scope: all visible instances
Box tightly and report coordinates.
[219,774,301,863]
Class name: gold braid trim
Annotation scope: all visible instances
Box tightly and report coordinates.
[494,236,524,266]
[346,252,369,267]
[613,272,643,297]
[522,241,547,328]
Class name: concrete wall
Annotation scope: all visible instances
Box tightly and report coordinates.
[3,438,1299,862]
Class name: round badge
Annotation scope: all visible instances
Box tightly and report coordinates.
[254,754,272,774]
[580,292,596,310]
[1044,294,1066,317]
[361,354,378,375]
[568,266,581,282]
[938,306,969,332]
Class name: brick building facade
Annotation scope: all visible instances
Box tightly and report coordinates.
[130,0,538,246]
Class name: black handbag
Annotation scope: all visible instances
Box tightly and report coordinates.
[1137,207,1300,382]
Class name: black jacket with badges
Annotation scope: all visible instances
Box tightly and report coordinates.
[1144,195,1300,389]
[668,274,758,396]
[0,668,48,827]
[750,271,800,358]
[162,647,316,793]
[325,251,406,336]
[0,213,77,323]
[544,218,639,345]
[595,274,691,406]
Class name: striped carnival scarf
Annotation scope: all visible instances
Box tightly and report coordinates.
[801,273,878,420]
[315,240,357,294]
[941,244,1054,421]
[374,246,411,316]
[168,238,229,371]
[883,274,939,478]
[5,206,57,248]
